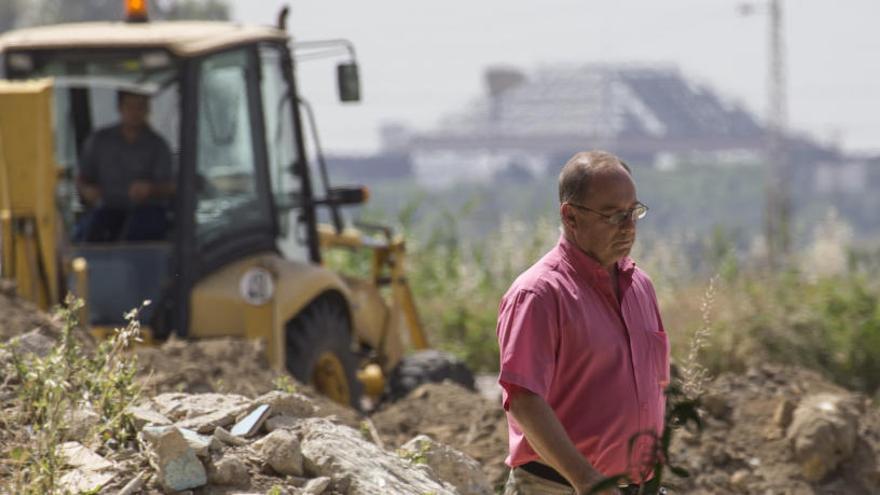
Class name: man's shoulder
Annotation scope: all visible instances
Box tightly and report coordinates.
[90,124,122,142]
[504,251,568,302]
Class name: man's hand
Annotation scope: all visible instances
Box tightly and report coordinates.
[78,182,102,206]
[574,479,623,495]
[128,180,153,204]
[507,388,621,495]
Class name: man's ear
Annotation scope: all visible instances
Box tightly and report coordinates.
[560,204,576,229]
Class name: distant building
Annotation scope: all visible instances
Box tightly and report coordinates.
[402,64,841,187]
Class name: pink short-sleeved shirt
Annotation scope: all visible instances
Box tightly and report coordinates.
[497,234,670,482]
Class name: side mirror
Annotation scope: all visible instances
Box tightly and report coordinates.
[327,186,368,206]
[337,62,360,102]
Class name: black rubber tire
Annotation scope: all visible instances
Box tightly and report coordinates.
[285,293,363,410]
[385,349,476,402]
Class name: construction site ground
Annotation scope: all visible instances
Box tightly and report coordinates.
[2,288,880,494]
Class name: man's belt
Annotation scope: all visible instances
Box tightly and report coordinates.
[519,461,571,486]
[519,462,668,494]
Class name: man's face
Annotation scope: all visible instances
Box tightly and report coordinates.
[119,94,150,130]
[561,167,639,268]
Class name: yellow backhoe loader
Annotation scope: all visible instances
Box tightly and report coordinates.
[0,1,472,408]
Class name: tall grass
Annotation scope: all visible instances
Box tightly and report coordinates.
[0,297,144,493]
[336,199,880,398]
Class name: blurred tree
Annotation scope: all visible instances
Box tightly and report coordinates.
[161,0,229,20]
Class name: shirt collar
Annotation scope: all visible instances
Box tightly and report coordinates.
[557,233,635,284]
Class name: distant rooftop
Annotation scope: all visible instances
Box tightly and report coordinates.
[413,64,766,154]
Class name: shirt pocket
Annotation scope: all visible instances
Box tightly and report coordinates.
[645,330,670,390]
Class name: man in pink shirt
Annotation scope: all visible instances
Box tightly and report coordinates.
[497,151,669,495]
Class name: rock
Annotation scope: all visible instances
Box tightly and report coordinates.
[58,468,115,494]
[299,418,456,494]
[152,392,251,421]
[177,407,247,434]
[63,405,100,441]
[400,435,492,495]
[787,393,860,482]
[214,426,249,446]
[142,426,207,491]
[773,397,796,429]
[265,414,299,432]
[729,469,750,488]
[57,442,115,494]
[256,390,316,418]
[58,441,113,471]
[179,428,213,458]
[207,455,250,486]
[253,429,303,476]
[303,476,332,494]
[9,329,55,357]
[128,405,172,429]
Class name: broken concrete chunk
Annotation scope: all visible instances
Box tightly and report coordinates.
[128,405,172,429]
[265,414,299,432]
[152,392,251,421]
[400,434,492,495]
[303,476,332,495]
[145,426,213,458]
[253,429,303,476]
[143,426,207,491]
[176,406,247,434]
[231,404,271,437]
[256,390,316,418]
[207,454,250,486]
[787,393,860,482]
[299,418,455,494]
[58,441,113,471]
[59,468,115,494]
[214,426,249,446]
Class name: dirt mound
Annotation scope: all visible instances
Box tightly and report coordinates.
[0,281,66,343]
[371,381,509,488]
[669,363,880,494]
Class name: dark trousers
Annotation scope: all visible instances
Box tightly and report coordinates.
[74,205,168,242]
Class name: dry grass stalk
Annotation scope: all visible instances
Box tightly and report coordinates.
[680,275,718,399]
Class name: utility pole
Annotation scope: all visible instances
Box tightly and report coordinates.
[766,0,790,266]
[741,0,790,266]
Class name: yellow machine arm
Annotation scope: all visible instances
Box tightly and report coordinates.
[0,79,62,310]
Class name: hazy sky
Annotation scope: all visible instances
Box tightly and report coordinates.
[233,0,880,155]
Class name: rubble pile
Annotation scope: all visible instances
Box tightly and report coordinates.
[52,390,493,494]
[669,363,880,494]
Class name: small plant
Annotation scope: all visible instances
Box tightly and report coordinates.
[397,438,431,465]
[2,295,145,494]
[273,374,298,394]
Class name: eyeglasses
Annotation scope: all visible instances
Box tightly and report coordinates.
[566,201,649,225]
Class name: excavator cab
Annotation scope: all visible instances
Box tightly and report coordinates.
[0,7,434,408]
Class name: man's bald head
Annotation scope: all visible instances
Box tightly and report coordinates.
[558,150,631,205]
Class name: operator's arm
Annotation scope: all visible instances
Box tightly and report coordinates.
[77,135,102,207]
[509,387,619,495]
[129,132,176,203]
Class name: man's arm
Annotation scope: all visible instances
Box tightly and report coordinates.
[508,388,620,495]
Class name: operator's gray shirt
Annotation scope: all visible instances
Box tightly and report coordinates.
[79,124,173,208]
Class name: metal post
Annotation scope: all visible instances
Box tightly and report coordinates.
[765,0,790,266]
